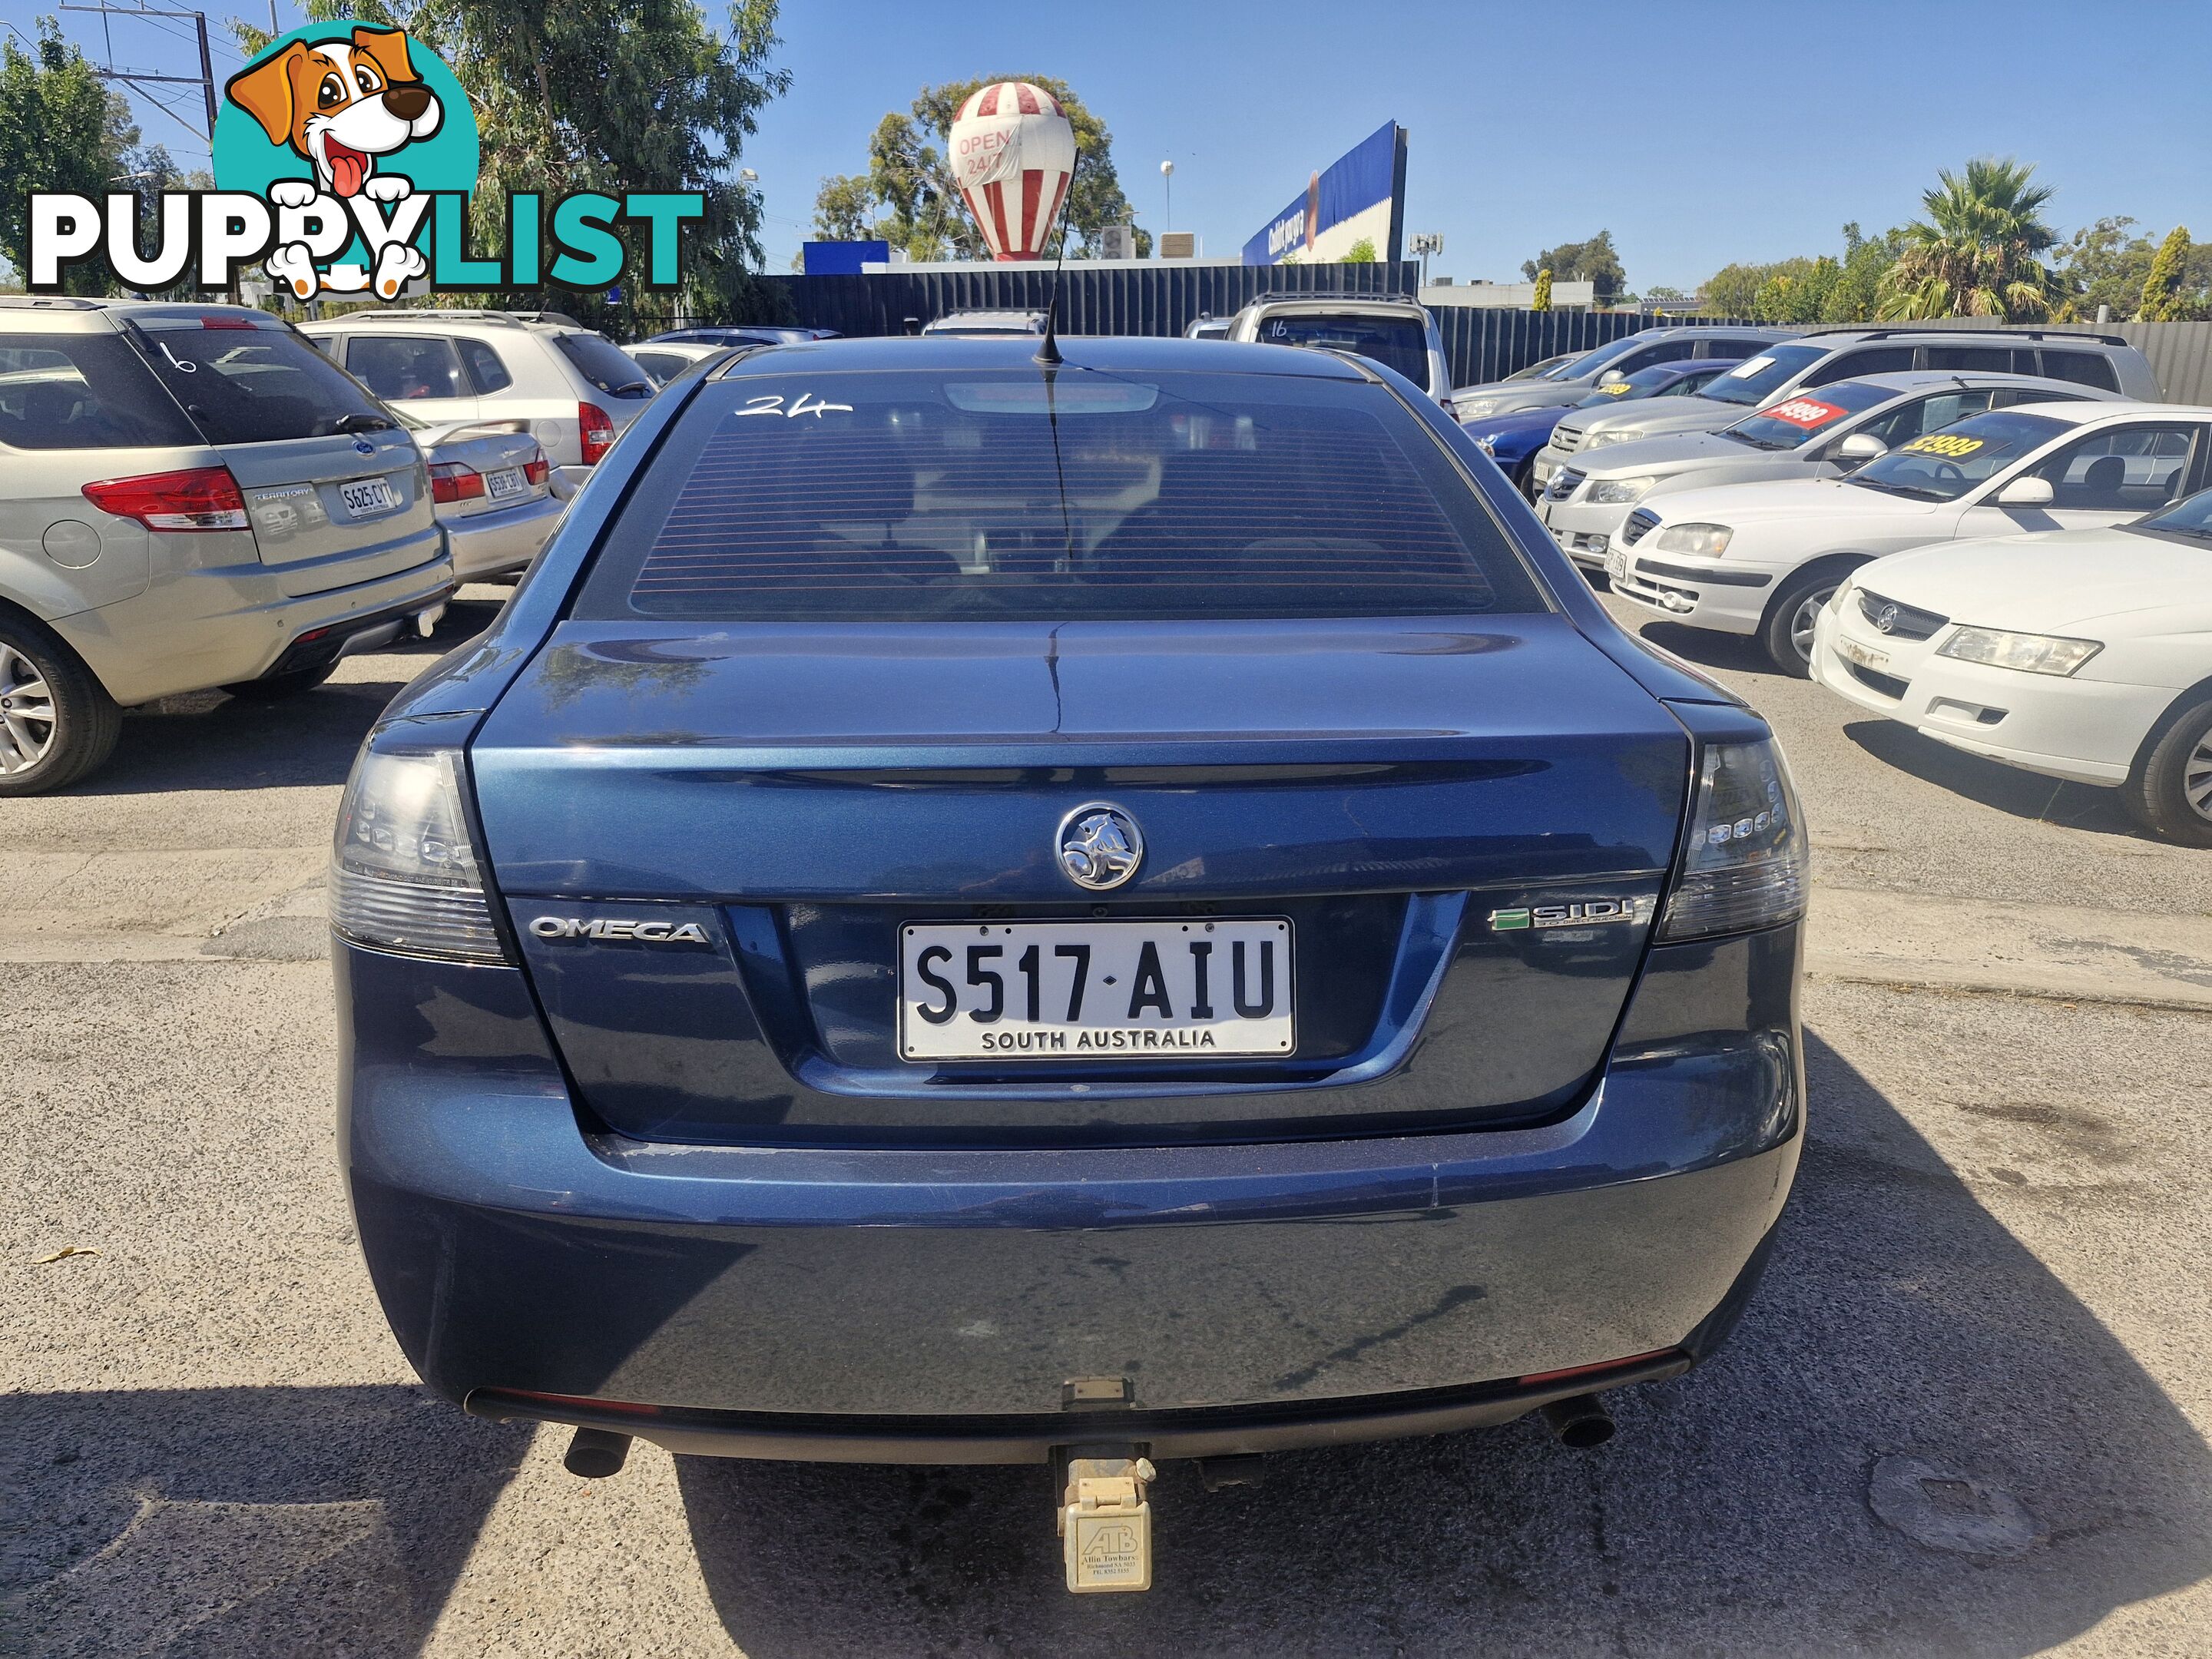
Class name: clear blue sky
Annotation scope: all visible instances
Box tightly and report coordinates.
[13,0,2208,290]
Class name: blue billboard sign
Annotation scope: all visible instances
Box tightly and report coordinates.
[1242,122,1407,267]
[803,239,892,276]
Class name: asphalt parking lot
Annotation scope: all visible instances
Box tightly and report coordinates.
[5,587,2212,1658]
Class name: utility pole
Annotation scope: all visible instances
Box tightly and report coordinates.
[59,3,222,141]
[61,2,238,300]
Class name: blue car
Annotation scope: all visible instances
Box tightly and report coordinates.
[333,336,1805,1583]
[644,325,842,348]
[1464,359,1744,496]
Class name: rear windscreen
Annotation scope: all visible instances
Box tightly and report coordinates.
[575,368,1547,623]
[1253,313,1432,389]
[130,323,390,444]
[554,333,656,399]
[0,333,199,450]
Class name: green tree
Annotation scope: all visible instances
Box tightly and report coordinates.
[2137,224,2197,321]
[1343,237,1377,263]
[0,21,141,293]
[1700,261,1772,320]
[1530,267,1552,312]
[812,174,879,242]
[1875,157,2063,321]
[1522,231,1624,305]
[1701,224,1898,323]
[234,0,792,327]
[2051,215,2154,321]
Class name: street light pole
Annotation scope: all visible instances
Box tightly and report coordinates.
[1160,159,1174,237]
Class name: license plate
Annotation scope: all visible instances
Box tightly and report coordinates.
[898,919,1294,1061]
[1836,635,1891,672]
[1534,497,1553,525]
[339,476,399,518]
[1605,545,1629,582]
[485,466,527,501]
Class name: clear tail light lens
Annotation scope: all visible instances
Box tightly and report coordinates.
[330,740,508,963]
[428,462,485,505]
[82,465,248,531]
[1658,739,1808,941]
[579,401,615,463]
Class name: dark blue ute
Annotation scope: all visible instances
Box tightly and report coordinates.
[333,336,1807,1472]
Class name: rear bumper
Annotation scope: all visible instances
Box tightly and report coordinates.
[468,1346,1710,1465]
[441,491,564,581]
[53,550,454,705]
[339,924,1804,1457]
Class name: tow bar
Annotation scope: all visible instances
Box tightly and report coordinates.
[1053,1447,1157,1593]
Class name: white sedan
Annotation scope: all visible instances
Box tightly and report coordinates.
[1810,491,2212,844]
[1607,400,2212,674]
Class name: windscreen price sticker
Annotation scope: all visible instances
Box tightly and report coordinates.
[1899,432,1985,458]
[1761,397,1846,429]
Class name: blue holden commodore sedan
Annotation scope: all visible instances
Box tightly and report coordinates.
[332,333,1806,1583]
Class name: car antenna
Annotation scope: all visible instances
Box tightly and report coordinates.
[1035,154,1081,367]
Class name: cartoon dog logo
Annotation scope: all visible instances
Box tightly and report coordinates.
[226,26,441,199]
[224,26,443,298]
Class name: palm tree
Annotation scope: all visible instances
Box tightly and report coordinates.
[1876,157,2065,321]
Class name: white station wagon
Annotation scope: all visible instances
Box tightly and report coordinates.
[1608,401,2212,674]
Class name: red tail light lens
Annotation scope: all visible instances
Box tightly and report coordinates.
[81,466,247,531]
[523,455,549,487]
[579,401,615,464]
[428,462,485,505]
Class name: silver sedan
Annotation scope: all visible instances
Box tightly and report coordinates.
[402,414,565,581]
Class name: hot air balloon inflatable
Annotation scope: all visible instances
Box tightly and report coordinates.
[949,81,1078,260]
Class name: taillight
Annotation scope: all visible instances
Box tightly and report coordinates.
[1657,739,1809,940]
[330,734,510,964]
[523,455,549,487]
[428,462,485,505]
[579,401,615,464]
[81,466,248,531]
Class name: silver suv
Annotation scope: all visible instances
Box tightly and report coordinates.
[0,296,450,794]
[299,310,655,493]
[1448,326,1800,422]
[1531,326,2163,489]
[1227,296,1452,404]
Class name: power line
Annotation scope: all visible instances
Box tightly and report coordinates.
[59,2,223,139]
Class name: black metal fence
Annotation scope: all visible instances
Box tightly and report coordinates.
[736,261,1759,387]
[757,260,1421,342]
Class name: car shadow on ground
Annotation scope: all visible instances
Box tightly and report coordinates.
[64,596,508,798]
[0,1383,529,1659]
[1631,618,1782,677]
[671,1030,2212,1658]
[1840,720,2141,838]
